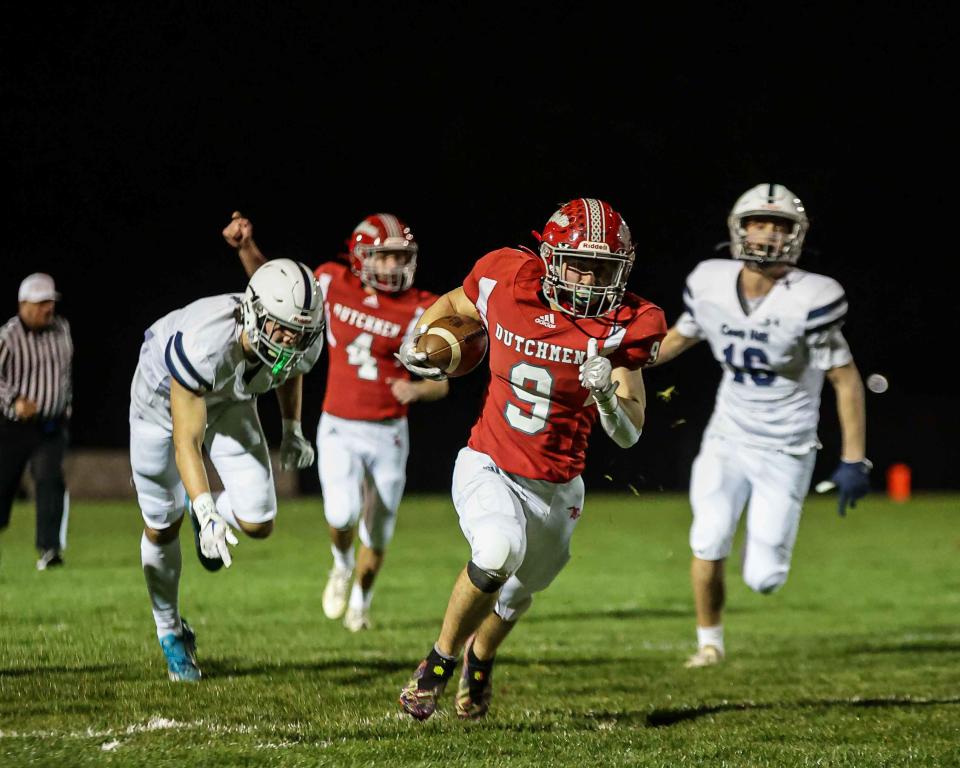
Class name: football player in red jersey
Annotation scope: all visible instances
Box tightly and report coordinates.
[224,211,448,632]
[395,198,667,720]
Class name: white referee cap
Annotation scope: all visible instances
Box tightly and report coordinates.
[18,273,61,303]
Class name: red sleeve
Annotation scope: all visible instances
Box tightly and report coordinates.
[610,305,668,370]
[416,289,440,310]
[314,261,337,279]
[463,248,529,305]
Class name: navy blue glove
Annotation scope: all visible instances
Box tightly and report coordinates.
[830,459,872,517]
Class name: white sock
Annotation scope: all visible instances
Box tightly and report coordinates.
[214,492,242,531]
[696,624,725,655]
[141,532,182,640]
[348,581,373,611]
[331,543,355,572]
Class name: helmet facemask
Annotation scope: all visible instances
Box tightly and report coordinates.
[241,258,325,377]
[540,246,633,319]
[729,214,806,264]
[356,242,418,292]
[242,299,324,378]
[727,185,809,265]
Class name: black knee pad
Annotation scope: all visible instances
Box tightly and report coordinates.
[467,560,506,594]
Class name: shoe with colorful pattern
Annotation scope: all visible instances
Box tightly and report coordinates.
[399,651,455,721]
[455,636,494,720]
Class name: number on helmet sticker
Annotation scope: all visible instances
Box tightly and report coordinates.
[504,363,553,435]
[346,332,378,381]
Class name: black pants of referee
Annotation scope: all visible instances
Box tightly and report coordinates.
[0,417,68,552]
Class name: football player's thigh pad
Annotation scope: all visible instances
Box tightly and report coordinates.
[367,426,408,516]
[452,448,526,578]
[129,417,184,529]
[689,438,751,560]
[741,448,815,593]
[510,476,583,593]
[206,402,276,524]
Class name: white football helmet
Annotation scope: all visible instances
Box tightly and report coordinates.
[242,259,324,376]
[728,183,809,264]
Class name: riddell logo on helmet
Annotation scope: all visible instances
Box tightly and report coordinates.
[578,241,611,252]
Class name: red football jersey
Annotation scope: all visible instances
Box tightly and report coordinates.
[315,262,438,421]
[463,248,666,482]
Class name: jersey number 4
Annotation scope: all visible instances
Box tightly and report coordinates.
[347,332,378,381]
[722,344,777,386]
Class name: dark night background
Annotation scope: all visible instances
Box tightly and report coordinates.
[3,4,955,492]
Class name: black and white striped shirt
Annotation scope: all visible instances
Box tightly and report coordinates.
[0,315,73,421]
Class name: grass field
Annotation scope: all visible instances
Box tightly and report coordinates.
[1,493,958,767]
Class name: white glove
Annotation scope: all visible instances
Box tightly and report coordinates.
[395,325,447,381]
[280,419,316,470]
[192,492,239,568]
[579,338,616,411]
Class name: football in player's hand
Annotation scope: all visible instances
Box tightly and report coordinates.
[415,315,488,377]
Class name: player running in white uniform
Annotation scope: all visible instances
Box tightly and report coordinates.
[130,259,324,680]
[652,183,870,668]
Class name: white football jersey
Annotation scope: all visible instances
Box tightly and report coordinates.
[131,294,322,423]
[676,259,852,453]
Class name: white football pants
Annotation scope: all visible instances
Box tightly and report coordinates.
[316,412,409,551]
[130,398,277,530]
[689,434,817,593]
[452,446,584,622]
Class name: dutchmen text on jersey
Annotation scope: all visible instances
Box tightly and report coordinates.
[463,249,666,482]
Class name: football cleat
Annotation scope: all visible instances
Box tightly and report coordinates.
[455,636,494,720]
[36,549,65,571]
[684,644,724,669]
[343,605,371,633]
[189,503,224,572]
[321,566,352,619]
[399,658,453,721]
[160,619,201,682]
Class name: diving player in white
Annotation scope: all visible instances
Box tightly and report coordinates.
[652,184,870,668]
[129,259,324,680]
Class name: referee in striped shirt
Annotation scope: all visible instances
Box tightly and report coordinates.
[0,273,73,570]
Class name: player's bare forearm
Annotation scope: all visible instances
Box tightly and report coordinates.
[413,378,449,402]
[223,211,267,277]
[647,326,700,367]
[613,366,646,432]
[827,361,866,462]
[238,240,267,278]
[170,379,211,501]
[275,375,303,422]
[419,287,480,328]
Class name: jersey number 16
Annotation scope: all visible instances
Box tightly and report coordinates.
[722,344,777,386]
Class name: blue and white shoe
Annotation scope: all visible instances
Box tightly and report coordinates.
[159,619,202,681]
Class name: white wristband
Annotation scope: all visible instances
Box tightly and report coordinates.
[596,397,641,448]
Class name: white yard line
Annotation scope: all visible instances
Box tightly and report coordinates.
[0,716,301,742]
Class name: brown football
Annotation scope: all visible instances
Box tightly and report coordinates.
[415,315,488,377]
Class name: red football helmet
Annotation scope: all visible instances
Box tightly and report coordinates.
[536,198,635,318]
[346,213,418,292]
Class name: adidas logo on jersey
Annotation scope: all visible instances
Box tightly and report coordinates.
[535,312,556,329]
[362,294,379,308]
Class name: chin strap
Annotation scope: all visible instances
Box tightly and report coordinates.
[593,384,641,448]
